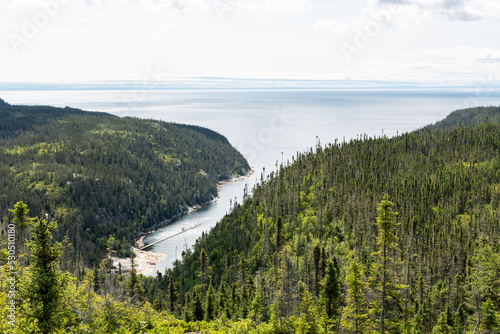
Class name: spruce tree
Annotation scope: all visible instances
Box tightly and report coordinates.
[9,200,35,262]
[453,304,467,334]
[373,195,405,333]
[432,304,454,334]
[341,257,374,333]
[183,291,193,322]
[199,248,210,298]
[432,310,453,334]
[168,275,177,314]
[276,216,283,252]
[204,281,216,321]
[480,299,499,332]
[192,289,204,321]
[23,216,68,334]
[127,252,144,301]
[321,257,341,320]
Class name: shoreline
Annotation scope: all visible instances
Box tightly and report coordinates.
[133,168,255,247]
[110,247,166,276]
[216,169,255,191]
[123,168,255,275]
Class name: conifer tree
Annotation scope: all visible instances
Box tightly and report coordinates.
[218,281,230,318]
[297,282,320,334]
[372,195,405,333]
[480,299,499,332]
[9,201,35,263]
[183,291,193,322]
[453,304,467,334]
[153,296,165,312]
[313,245,321,296]
[199,248,210,298]
[127,252,144,301]
[320,257,341,320]
[341,257,374,333]
[168,275,177,314]
[93,266,101,293]
[23,216,68,334]
[432,310,453,334]
[204,280,216,321]
[192,289,204,321]
[250,288,264,323]
[432,304,454,334]
[8,201,34,229]
[276,216,283,252]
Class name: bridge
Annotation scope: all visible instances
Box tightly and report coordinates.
[139,222,201,250]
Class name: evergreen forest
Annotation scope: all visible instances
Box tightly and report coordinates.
[1,103,500,333]
[0,99,250,264]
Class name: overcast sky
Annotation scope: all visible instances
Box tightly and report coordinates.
[1,0,499,86]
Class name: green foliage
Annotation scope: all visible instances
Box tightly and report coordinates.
[0,102,249,267]
[432,309,453,334]
[320,258,341,320]
[193,289,204,321]
[168,275,177,314]
[342,257,375,333]
[21,217,69,333]
[453,304,467,334]
[3,105,500,333]
[205,281,216,321]
[372,195,405,333]
[426,106,500,130]
[480,299,499,332]
[8,201,35,228]
[296,282,320,334]
[165,116,500,332]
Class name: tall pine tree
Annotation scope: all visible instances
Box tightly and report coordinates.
[22,216,69,334]
[372,195,405,333]
[341,257,374,333]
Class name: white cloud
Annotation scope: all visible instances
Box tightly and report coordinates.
[81,12,103,24]
[246,0,312,14]
[150,22,181,41]
[313,19,338,30]
[72,0,208,12]
[6,0,41,10]
[374,0,500,21]
[423,46,500,62]
[137,0,208,12]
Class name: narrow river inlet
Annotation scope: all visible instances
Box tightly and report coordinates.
[141,174,258,275]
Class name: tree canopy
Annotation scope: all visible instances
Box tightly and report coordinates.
[0,101,249,264]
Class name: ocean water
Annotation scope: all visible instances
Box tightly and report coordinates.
[2,89,500,274]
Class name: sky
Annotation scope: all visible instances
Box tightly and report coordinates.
[1,0,500,87]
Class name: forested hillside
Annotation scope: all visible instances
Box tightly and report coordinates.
[426,105,500,130]
[2,105,500,333]
[0,100,249,264]
[159,115,500,332]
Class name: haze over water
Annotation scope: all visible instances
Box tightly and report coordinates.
[2,89,500,274]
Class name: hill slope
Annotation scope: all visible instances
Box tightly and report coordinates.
[0,101,249,263]
[426,105,500,130]
[164,110,500,332]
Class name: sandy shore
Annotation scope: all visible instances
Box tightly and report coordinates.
[217,168,255,190]
[110,247,166,276]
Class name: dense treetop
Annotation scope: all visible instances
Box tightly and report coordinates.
[1,104,500,333]
[159,106,500,332]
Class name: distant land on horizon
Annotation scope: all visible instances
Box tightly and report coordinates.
[1,78,499,91]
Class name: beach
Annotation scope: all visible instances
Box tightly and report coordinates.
[111,247,166,276]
